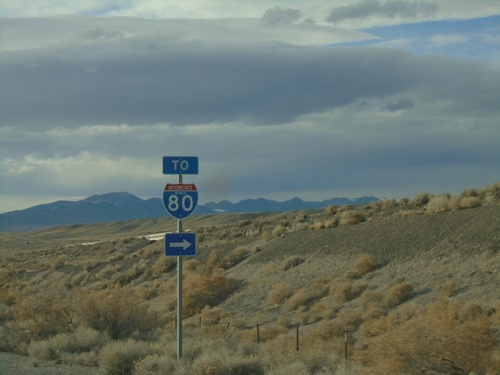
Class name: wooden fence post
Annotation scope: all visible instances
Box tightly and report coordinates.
[296,324,299,352]
[344,330,348,361]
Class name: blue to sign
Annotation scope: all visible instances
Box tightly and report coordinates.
[165,233,196,256]
[163,183,198,219]
[163,156,198,175]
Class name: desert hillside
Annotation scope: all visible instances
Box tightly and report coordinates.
[1,184,499,375]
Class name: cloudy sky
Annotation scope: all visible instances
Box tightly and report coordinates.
[1,1,500,213]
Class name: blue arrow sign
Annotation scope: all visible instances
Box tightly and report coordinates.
[165,233,196,256]
[163,156,198,175]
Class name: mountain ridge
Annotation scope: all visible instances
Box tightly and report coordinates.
[0,192,378,232]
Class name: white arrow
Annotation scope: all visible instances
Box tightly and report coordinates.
[170,239,192,250]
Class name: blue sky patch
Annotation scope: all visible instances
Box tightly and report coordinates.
[340,16,500,60]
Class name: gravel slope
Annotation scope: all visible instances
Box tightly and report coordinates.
[1,205,498,374]
[220,205,500,325]
[0,352,100,375]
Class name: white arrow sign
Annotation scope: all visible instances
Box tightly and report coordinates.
[170,239,192,250]
[165,233,197,256]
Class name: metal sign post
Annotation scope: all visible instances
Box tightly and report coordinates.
[176,174,183,360]
[162,156,198,360]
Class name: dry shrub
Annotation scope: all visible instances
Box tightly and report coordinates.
[183,269,239,316]
[324,205,337,215]
[152,256,176,277]
[83,260,100,272]
[483,181,500,203]
[96,264,122,281]
[335,308,363,330]
[291,222,309,232]
[199,306,229,326]
[272,224,286,238]
[359,289,385,320]
[28,339,58,361]
[0,269,12,288]
[28,326,108,365]
[324,217,340,228]
[439,281,459,297]
[207,250,225,270]
[114,260,148,285]
[396,209,414,218]
[311,276,330,298]
[380,198,397,210]
[350,254,379,277]
[267,361,309,375]
[0,302,11,324]
[360,314,395,339]
[398,197,410,207]
[339,210,366,226]
[77,286,158,340]
[330,279,366,303]
[309,221,325,230]
[284,288,313,312]
[135,284,158,301]
[426,194,450,214]
[222,246,249,268]
[277,315,292,329]
[241,325,285,344]
[410,192,431,208]
[310,300,336,320]
[207,247,248,270]
[460,196,482,209]
[281,255,304,271]
[192,353,265,375]
[383,283,414,307]
[461,187,483,198]
[447,195,463,211]
[50,255,68,271]
[100,339,161,375]
[133,354,176,375]
[308,319,345,342]
[354,299,499,375]
[268,282,294,305]
[13,291,72,341]
[299,312,310,325]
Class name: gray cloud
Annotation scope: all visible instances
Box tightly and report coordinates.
[2,35,498,131]
[383,97,415,112]
[0,38,411,128]
[262,6,302,27]
[327,0,438,24]
[1,15,500,212]
[0,35,500,132]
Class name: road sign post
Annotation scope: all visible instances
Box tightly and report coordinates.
[162,156,198,360]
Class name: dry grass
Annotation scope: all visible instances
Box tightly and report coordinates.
[382,282,414,307]
[281,255,304,271]
[339,210,366,226]
[77,286,158,340]
[183,268,239,316]
[99,339,161,375]
[350,254,379,277]
[267,282,294,305]
[354,299,500,375]
[0,182,498,375]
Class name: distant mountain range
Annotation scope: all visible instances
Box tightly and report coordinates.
[0,192,379,232]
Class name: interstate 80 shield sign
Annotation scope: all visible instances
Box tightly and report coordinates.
[163,183,198,219]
